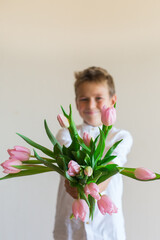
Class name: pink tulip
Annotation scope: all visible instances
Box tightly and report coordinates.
[1,159,22,174]
[72,199,89,222]
[67,160,80,176]
[84,182,101,200]
[84,166,93,177]
[8,146,31,161]
[83,132,92,147]
[134,167,156,180]
[97,195,118,215]
[101,105,116,126]
[57,114,69,128]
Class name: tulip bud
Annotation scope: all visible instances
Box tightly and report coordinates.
[101,105,116,126]
[57,114,69,128]
[72,199,89,222]
[84,166,93,177]
[1,159,22,174]
[97,195,118,215]
[134,167,156,180]
[67,160,80,176]
[84,182,101,200]
[83,132,92,147]
[8,146,31,161]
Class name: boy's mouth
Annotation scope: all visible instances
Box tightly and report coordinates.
[84,111,100,115]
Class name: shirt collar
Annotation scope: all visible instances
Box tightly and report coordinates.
[80,122,103,137]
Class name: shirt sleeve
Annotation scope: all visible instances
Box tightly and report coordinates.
[56,128,72,147]
[112,130,133,166]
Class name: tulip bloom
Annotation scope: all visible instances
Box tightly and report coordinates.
[67,160,80,176]
[83,132,92,147]
[97,195,118,215]
[84,166,93,177]
[134,167,156,180]
[8,146,31,161]
[57,114,69,128]
[84,182,101,200]
[101,106,116,126]
[72,199,89,222]
[1,159,22,174]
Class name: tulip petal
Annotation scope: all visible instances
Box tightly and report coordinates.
[134,167,156,180]
[97,195,118,215]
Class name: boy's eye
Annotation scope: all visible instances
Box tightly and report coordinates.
[79,98,88,102]
[96,97,103,101]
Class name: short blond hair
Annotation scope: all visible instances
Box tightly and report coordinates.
[74,66,116,98]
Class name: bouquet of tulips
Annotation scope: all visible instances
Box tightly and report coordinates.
[1,105,160,222]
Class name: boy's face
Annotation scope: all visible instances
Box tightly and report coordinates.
[76,81,116,127]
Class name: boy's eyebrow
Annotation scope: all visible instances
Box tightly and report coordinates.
[78,93,104,97]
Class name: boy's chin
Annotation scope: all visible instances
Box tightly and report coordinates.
[84,120,102,127]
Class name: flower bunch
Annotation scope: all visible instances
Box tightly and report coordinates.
[0,104,160,222]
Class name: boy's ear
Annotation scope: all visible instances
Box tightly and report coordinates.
[111,95,117,107]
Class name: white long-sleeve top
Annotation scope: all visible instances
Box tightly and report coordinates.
[53,123,133,240]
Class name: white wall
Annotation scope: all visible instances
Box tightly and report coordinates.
[0,1,160,239]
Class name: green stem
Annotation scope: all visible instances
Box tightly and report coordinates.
[103,125,112,140]
[70,213,74,220]
[23,159,57,164]
[78,192,80,199]
[30,155,55,161]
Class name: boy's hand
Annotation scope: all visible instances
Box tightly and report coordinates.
[64,179,78,199]
[98,178,111,193]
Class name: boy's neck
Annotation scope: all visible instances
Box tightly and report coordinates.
[83,121,102,128]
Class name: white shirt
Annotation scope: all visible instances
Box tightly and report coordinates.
[53,123,133,240]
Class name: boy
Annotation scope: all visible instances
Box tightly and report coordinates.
[53,67,133,240]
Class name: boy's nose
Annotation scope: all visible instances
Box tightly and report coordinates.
[88,99,96,109]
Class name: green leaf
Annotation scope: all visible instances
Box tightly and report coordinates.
[34,149,64,176]
[12,165,52,171]
[54,143,62,155]
[94,128,105,167]
[44,120,62,150]
[76,168,85,180]
[91,154,95,169]
[67,105,81,144]
[68,136,80,152]
[88,195,96,220]
[96,155,117,168]
[23,158,57,164]
[89,137,98,168]
[61,105,88,154]
[87,170,102,184]
[96,164,119,184]
[90,136,99,155]
[104,139,123,159]
[94,135,100,146]
[56,155,67,171]
[17,133,54,158]
[65,171,78,183]
[0,168,53,180]
[78,175,88,185]
[77,137,91,154]
[84,154,91,166]
[72,150,86,165]
[61,105,69,118]
[62,145,74,159]
[77,184,90,207]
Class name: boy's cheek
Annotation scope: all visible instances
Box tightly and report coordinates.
[76,103,85,113]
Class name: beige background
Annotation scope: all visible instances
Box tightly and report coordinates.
[0,0,160,239]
